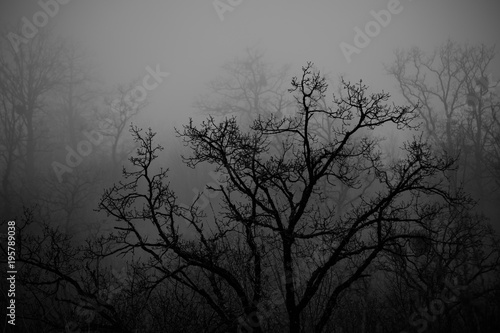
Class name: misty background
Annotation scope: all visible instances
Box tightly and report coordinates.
[2,0,499,130]
[1,1,500,332]
[2,0,499,225]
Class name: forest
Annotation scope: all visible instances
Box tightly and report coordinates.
[1,5,500,333]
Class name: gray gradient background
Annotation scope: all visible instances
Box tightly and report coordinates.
[1,0,500,225]
[2,0,499,123]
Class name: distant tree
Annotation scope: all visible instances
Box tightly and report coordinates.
[487,90,500,189]
[54,42,100,148]
[0,64,23,217]
[38,42,106,236]
[195,47,293,126]
[95,81,146,173]
[379,207,500,332]
[98,63,468,333]
[387,40,500,210]
[0,30,66,208]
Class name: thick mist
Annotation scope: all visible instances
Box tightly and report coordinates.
[1,1,500,332]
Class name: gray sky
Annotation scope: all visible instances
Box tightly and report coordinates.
[2,0,499,132]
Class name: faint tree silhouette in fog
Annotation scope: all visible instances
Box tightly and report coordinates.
[0,30,66,212]
[95,81,146,173]
[195,47,294,126]
[387,40,500,211]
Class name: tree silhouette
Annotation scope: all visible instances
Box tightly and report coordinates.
[98,63,468,333]
[387,40,500,211]
[0,30,66,212]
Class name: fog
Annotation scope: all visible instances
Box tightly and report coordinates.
[3,0,499,129]
[1,1,500,332]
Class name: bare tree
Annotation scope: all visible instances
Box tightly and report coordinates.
[386,40,500,209]
[0,30,66,206]
[98,63,467,333]
[379,207,500,332]
[95,82,146,173]
[0,68,24,217]
[56,42,100,148]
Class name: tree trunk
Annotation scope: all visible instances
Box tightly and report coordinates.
[24,112,36,204]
